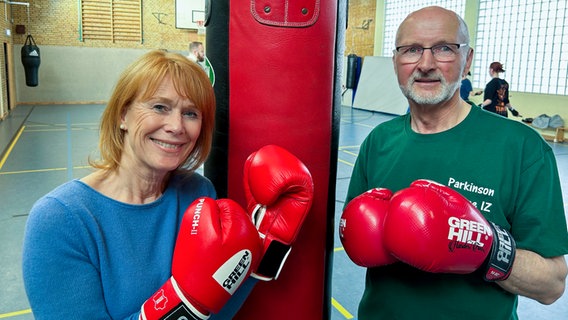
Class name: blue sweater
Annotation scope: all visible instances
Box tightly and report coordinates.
[22,171,218,319]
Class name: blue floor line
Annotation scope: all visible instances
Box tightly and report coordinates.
[67,112,73,180]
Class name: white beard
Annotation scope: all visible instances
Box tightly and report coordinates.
[400,71,461,105]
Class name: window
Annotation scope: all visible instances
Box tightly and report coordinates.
[80,0,142,43]
[473,0,567,95]
[382,0,466,57]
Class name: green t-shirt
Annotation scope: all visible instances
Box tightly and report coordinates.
[346,106,568,320]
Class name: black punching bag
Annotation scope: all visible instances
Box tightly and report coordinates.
[21,34,40,87]
[346,54,360,89]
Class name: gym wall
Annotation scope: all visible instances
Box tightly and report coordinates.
[8,0,204,105]
[345,0,376,58]
[0,4,15,119]
[5,1,567,123]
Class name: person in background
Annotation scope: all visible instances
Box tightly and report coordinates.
[188,41,215,85]
[479,61,516,117]
[188,41,206,64]
[460,71,482,104]
[341,6,568,320]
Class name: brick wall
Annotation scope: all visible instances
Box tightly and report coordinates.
[10,0,203,50]
[2,0,206,109]
[0,4,12,118]
[345,0,376,58]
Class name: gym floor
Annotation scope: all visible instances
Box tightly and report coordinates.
[0,104,567,319]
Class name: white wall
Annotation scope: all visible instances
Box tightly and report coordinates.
[352,56,407,115]
[14,46,167,104]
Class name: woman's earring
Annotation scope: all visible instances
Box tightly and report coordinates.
[120,123,126,130]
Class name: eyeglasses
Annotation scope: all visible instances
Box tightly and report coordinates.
[394,43,468,64]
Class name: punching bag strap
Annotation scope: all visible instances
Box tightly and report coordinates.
[24,34,37,47]
[251,0,320,27]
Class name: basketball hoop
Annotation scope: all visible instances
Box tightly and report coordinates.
[196,20,205,35]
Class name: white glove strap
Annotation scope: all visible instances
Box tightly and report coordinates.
[251,204,267,229]
[171,277,210,320]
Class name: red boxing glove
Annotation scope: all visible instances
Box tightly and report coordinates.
[340,188,398,267]
[140,198,262,320]
[384,179,516,281]
[243,144,314,281]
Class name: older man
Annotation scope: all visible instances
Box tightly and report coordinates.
[342,6,568,320]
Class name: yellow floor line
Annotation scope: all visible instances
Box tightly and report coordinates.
[0,125,25,171]
[340,149,359,157]
[25,127,96,133]
[0,308,31,318]
[340,119,375,129]
[339,145,361,150]
[0,293,355,318]
[338,158,354,167]
[332,297,354,319]
[0,166,91,175]
[0,301,360,320]
[26,122,98,127]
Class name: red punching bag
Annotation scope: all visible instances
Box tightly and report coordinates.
[204,0,346,319]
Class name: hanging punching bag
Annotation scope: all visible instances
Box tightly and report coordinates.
[204,0,346,319]
[21,34,40,87]
[346,54,360,89]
